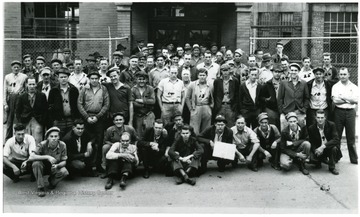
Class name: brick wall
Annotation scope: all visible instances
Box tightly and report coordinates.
[310,11,325,67]
[116,3,132,56]
[4,2,22,75]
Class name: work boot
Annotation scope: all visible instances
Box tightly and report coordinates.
[119,175,127,189]
[271,164,281,171]
[47,177,56,190]
[299,162,309,175]
[174,175,184,185]
[329,168,339,175]
[185,177,196,186]
[105,178,113,190]
[13,175,20,183]
[37,188,46,197]
[247,164,258,172]
[143,169,150,179]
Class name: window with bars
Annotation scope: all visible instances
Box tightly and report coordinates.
[323,12,357,65]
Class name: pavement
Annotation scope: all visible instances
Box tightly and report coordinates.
[3,139,359,214]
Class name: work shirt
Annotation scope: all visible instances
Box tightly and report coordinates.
[4,72,27,104]
[4,134,36,161]
[149,67,170,89]
[231,126,260,150]
[99,71,111,84]
[78,84,110,119]
[60,84,71,117]
[332,80,358,109]
[310,81,328,109]
[69,72,89,90]
[196,62,220,84]
[158,78,184,103]
[131,85,155,116]
[187,80,213,108]
[33,140,68,163]
[299,68,314,82]
[106,142,139,165]
[245,80,258,103]
[289,126,301,142]
[104,125,138,145]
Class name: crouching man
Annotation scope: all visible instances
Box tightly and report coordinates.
[168,125,203,185]
[29,127,69,197]
[105,132,139,190]
[280,112,311,175]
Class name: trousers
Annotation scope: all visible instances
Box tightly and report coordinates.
[32,160,69,188]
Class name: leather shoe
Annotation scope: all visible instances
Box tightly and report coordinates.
[351,161,358,165]
[119,176,127,189]
[38,188,46,197]
[174,176,184,185]
[185,178,196,186]
[300,168,309,175]
[105,178,113,190]
[100,173,108,179]
[248,165,258,172]
[271,164,281,171]
[47,177,56,189]
[329,168,339,175]
[143,169,150,179]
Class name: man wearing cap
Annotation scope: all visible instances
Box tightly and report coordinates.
[306,67,333,127]
[29,127,69,197]
[332,67,358,164]
[259,64,283,129]
[137,119,170,178]
[66,62,74,73]
[308,109,341,175]
[105,132,139,190]
[178,53,197,81]
[132,39,145,55]
[69,57,89,90]
[78,71,110,172]
[131,71,156,138]
[196,51,220,85]
[4,124,36,183]
[4,60,28,141]
[63,119,96,178]
[232,49,248,83]
[272,42,288,63]
[170,54,181,67]
[16,76,48,145]
[213,64,239,127]
[110,51,128,71]
[22,54,38,82]
[239,68,262,129]
[190,44,203,68]
[48,67,80,138]
[186,68,214,135]
[184,43,192,55]
[197,115,234,172]
[254,49,264,69]
[98,57,111,84]
[231,115,261,172]
[215,51,225,66]
[138,53,147,71]
[101,112,138,175]
[259,53,273,84]
[299,57,314,82]
[278,62,310,130]
[36,67,58,100]
[93,51,103,68]
[157,65,185,126]
[104,68,134,126]
[83,55,98,75]
[323,52,339,85]
[280,112,311,175]
[141,47,149,57]
[120,55,143,88]
[147,43,155,56]
[62,48,73,67]
[210,43,218,62]
[50,58,63,76]
[253,113,281,170]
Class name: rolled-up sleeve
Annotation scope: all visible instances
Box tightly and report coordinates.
[106,142,120,160]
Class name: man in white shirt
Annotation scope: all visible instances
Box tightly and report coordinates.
[69,58,89,90]
[299,57,314,82]
[196,51,220,85]
[331,67,358,164]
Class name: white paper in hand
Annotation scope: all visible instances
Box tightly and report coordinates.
[212,141,236,160]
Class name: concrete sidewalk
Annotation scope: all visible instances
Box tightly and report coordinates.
[3,141,358,214]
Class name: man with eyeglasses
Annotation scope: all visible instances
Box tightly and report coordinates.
[278,63,310,130]
[4,61,28,141]
[157,65,185,126]
[299,57,314,82]
[48,67,80,138]
[306,67,333,127]
[323,52,339,85]
[332,67,358,164]
[213,64,239,127]
[308,109,341,175]
[259,64,283,129]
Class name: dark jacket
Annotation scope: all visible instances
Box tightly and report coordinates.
[239,81,262,111]
[120,67,143,88]
[259,78,279,111]
[16,91,48,125]
[177,64,198,81]
[280,125,309,158]
[197,125,234,145]
[277,79,310,114]
[36,80,58,94]
[63,130,95,161]
[307,79,333,110]
[137,127,168,156]
[48,83,80,122]
[308,120,339,151]
[213,77,239,115]
[169,136,203,160]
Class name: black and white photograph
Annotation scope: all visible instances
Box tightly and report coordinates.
[2,1,359,214]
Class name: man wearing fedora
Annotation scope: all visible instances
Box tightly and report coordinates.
[78,70,110,172]
[48,67,80,138]
[131,71,156,139]
[4,60,28,141]
[253,113,281,170]
[278,62,310,130]
[279,112,311,175]
[50,58,62,75]
[83,54,98,75]
[69,57,89,90]
[272,42,288,64]
[132,39,145,55]
[16,76,48,145]
[29,127,69,197]
[306,67,333,127]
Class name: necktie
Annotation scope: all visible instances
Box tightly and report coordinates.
[291,132,296,141]
[29,96,35,108]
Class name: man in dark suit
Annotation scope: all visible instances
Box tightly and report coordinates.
[239,68,262,129]
[280,112,311,175]
[197,115,234,172]
[137,119,169,178]
[36,67,58,101]
[308,109,341,175]
[213,64,239,127]
[16,76,48,145]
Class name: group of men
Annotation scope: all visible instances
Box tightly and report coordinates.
[3,41,358,197]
